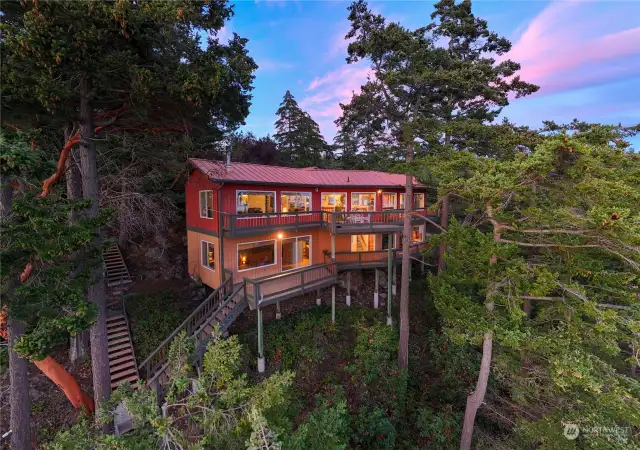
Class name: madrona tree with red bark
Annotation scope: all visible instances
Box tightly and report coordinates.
[1,0,257,440]
[423,124,640,449]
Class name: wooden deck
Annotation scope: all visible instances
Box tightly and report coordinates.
[244,262,338,309]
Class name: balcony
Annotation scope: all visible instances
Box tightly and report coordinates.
[325,241,430,270]
[221,211,323,237]
[221,208,437,237]
[244,262,338,309]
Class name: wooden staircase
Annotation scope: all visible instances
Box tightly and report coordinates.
[107,311,139,389]
[103,244,133,289]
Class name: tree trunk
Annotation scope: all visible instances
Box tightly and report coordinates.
[460,209,498,450]
[398,143,413,369]
[459,331,493,450]
[8,317,31,450]
[438,132,451,274]
[437,194,449,274]
[78,77,111,422]
[2,175,31,450]
[65,138,90,364]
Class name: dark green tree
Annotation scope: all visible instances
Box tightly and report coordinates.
[1,0,257,416]
[274,90,328,167]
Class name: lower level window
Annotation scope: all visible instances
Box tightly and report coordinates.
[382,233,397,250]
[282,236,311,271]
[238,240,276,271]
[201,241,215,270]
[351,234,375,252]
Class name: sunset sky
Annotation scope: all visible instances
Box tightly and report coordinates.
[218,0,640,148]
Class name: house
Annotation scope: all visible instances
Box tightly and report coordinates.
[185,158,434,309]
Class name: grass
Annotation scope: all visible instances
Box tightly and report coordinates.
[125,290,191,363]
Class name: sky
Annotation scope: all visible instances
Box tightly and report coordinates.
[216,0,640,148]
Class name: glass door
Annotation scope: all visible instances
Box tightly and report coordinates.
[351,234,375,252]
[282,236,311,271]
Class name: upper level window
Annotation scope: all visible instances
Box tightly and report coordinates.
[382,193,397,210]
[351,193,376,212]
[281,192,311,213]
[399,193,425,209]
[237,191,275,215]
[200,191,214,218]
[322,193,346,212]
[201,240,215,270]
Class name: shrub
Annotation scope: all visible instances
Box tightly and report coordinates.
[352,406,396,450]
[285,385,350,450]
[416,406,462,449]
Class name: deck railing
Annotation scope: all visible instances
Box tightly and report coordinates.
[245,262,338,309]
[221,211,323,236]
[325,241,430,268]
[221,208,436,236]
[138,269,234,381]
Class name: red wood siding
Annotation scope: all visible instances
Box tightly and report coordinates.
[186,169,221,233]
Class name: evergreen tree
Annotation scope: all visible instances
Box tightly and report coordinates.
[423,125,640,449]
[274,90,328,167]
[1,0,257,417]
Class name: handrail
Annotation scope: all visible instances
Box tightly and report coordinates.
[220,208,437,235]
[138,270,233,381]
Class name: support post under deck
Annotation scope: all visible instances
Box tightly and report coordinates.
[275,301,282,320]
[257,307,265,373]
[387,247,393,326]
[331,286,336,323]
[346,272,351,306]
[392,265,397,296]
[373,268,379,308]
[316,289,321,306]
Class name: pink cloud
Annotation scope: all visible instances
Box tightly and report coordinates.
[300,63,372,140]
[503,1,640,95]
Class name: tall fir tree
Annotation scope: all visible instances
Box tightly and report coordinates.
[274,90,328,167]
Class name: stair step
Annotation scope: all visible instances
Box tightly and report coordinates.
[111,359,137,373]
[107,315,125,323]
[107,325,128,334]
[110,354,136,367]
[109,347,134,359]
[108,337,131,347]
[108,330,130,340]
[111,374,139,389]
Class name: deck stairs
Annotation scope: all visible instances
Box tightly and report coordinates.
[103,244,133,289]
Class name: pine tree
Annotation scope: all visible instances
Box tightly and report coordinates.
[274,91,328,167]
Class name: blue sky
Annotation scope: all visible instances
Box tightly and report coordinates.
[219,0,640,148]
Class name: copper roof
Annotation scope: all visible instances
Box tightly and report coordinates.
[189,158,425,188]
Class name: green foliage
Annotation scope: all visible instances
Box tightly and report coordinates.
[285,386,350,450]
[351,406,396,450]
[125,291,190,363]
[416,406,462,450]
[422,129,640,448]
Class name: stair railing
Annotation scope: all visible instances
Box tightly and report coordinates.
[138,270,234,381]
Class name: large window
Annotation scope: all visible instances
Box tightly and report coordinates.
[412,225,425,243]
[321,193,346,212]
[201,240,215,270]
[351,234,375,252]
[382,193,397,210]
[199,190,213,218]
[236,191,275,215]
[399,193,426,209]
[351,193,376,212]
[281,192,311,213]
[238,240,276,271]
[282,236,311,271]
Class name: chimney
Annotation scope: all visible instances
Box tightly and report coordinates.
[226,152,231,168]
